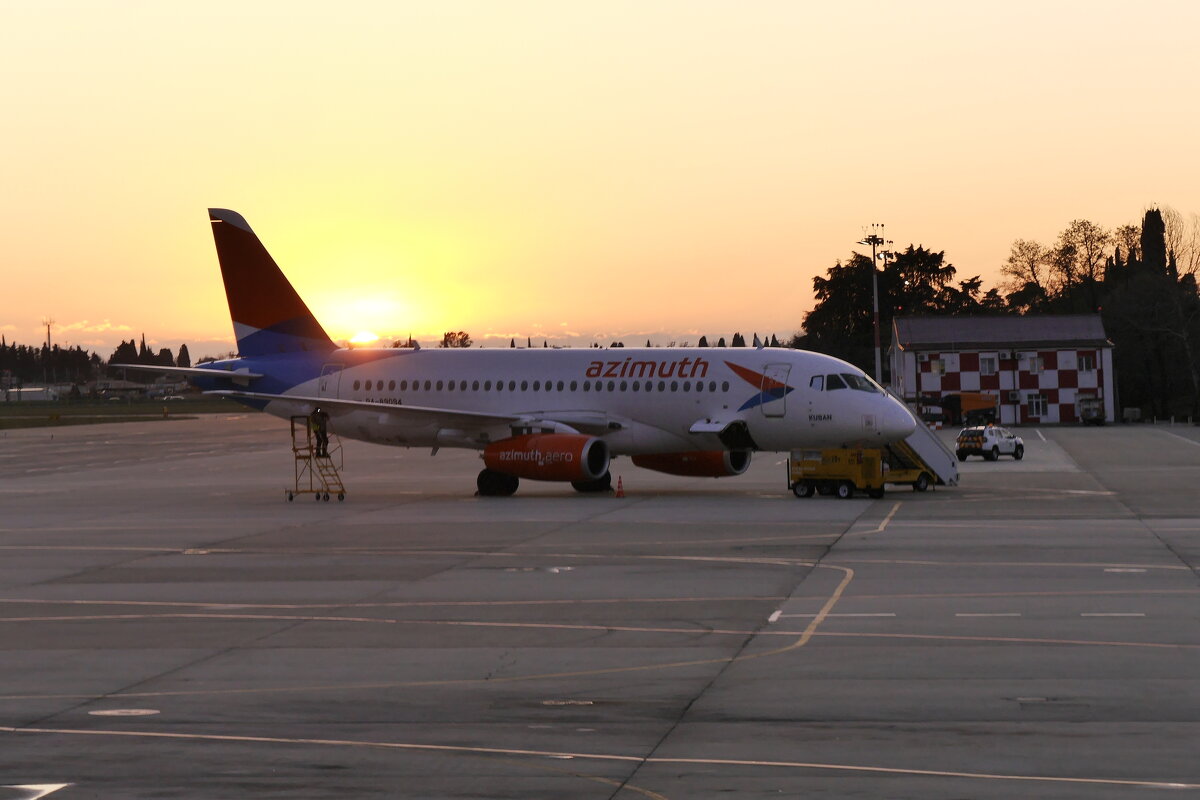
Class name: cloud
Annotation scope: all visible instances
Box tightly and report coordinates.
[59,319,133,334]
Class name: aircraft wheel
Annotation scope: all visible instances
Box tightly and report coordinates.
[314,493,321,502]
[572,471,612,493]
[338,493,345,502]
[477,469,519,497]
[836,481,855,500]
[323,492,330,502]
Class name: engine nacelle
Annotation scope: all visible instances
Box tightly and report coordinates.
[631,450,752,478]
[483,434,610,482]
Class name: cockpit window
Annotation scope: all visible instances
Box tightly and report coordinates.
[809,375,824,391]
[825,374,847,390]
[841,373,881,393]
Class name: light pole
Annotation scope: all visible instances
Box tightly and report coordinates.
[857,225,891,384]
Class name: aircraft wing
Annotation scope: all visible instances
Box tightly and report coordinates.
[109,363,264,380]
[207,389,624,436]
[207,389,519,427]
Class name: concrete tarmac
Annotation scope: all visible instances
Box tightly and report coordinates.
[1,414,1198,798]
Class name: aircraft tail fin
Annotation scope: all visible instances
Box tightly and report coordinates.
[208,208,336,356]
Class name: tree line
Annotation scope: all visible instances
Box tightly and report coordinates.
[1,333,193,385]
[794,206,1200,418]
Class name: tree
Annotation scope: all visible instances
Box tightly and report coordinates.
[731,332,746,347]
[176,344,191,368]
[717,337,726,347]
[697,336,708,347]
[439,331,472,348]
[769,334,780,347]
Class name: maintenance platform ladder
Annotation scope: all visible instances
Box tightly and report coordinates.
[288,415,346,502]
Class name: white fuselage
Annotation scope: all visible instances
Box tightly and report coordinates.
[254,346,916,455]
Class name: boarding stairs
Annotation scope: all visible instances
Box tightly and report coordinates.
[886,389,959,487]
[288,415,346,502]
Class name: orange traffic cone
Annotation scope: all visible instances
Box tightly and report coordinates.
[614,476,625,498]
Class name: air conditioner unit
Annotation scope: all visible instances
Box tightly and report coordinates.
[918,354,929,362]
[1007,390,1021,402]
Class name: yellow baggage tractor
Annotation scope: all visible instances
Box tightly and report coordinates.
[788,448,934,499]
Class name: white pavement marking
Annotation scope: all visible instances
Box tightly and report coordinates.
[1036,429,1046,442]
[1105,568,1147,573]
[1081,613,1145,617]
[956,613,1021,617]
[1158,429,1200,448]
[767,610,781,623]
[782,618,897,623]
[1,787,71,800]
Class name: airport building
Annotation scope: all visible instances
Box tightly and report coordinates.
[889,315,1116,425]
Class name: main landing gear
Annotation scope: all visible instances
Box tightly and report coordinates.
[571,471,612,494]
[476,469,615,496]
[477,469,519,497]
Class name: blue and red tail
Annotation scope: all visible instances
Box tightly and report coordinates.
[209,209,336,357]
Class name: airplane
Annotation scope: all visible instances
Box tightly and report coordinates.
[118,208,917,496]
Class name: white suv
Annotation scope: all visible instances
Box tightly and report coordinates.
[955,425,1024,462]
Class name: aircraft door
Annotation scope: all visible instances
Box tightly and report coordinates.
[761,363,791,418]
[318,363,343,398]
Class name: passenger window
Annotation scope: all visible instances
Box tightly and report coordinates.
[658,381,666,391]
[532,381,540,391]
[721,381,729,392]
[436,380,444,391]
[607,381,615,391]
[520,381,528,391]
[472,381,479,391]
[508,381,516,391]
[424,380,431,391]
[696,381,704,393]
[825,374,847,390]
[557,381,564,391]
[484,380,492,390]
[620,381,628,391]
[389,380,396,391]
[670,381,678,391]
[709,381,717,392]
[583,381,591,391]
[632,381,640,391]
[570,381,578,391]
[810,375,824,391]
[400,380,408,390]
[352,380,361,391]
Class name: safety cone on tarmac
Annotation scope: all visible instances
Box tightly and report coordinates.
[614,476,625,498]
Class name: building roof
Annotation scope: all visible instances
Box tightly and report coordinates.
[892,315,1111,351]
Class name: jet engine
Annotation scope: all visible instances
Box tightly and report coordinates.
[631,450,752,478]
[483,434,610,482]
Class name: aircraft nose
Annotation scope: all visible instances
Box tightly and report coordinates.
[882,398,917,441]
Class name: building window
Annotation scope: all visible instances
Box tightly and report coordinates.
[1078,353,1095,371]
[1027,356,1044,375]
[929,358,945,375]
[980,356,997,376]
[1028,394,1047,417]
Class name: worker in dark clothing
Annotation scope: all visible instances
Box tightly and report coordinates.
[311,408,330,457]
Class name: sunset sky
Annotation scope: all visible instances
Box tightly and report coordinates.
[4,1,1199,358]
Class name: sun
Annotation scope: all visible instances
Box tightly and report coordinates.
[349,330,380,347]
